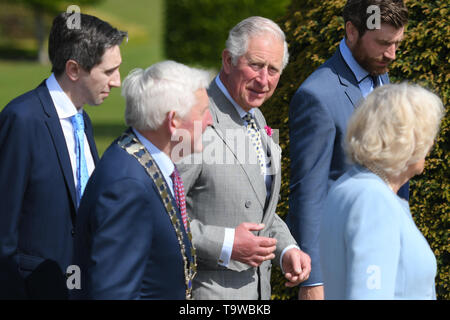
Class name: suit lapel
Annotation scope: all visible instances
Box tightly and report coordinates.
[334,48,391,107]
[83,111,99,163]
[334,48,363,108]
[36,82,78,213]
[208,81,266,208]
[254,112,282,222]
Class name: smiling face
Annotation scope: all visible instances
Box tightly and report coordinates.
[77,45,122,106]
[220,33,284,112]
[347,22,404,76]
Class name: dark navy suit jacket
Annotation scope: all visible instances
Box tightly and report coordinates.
[0,81,99,297]
[286,48,409,286]
[72,133,193,300]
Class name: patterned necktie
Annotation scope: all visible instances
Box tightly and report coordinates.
[71,113,89,207]
[171,166,188,232]
[243,113,265,174]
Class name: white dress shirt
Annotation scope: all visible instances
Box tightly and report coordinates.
[46,73,95,189]
[133,128,175,197]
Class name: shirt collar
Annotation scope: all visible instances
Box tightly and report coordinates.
[132,128,175,179]
[215,75,255,120]
[46,73,81,119]
[339,38,370,83]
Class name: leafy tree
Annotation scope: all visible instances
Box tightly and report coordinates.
[165,0,290,70]
[265,0,449,300]
[0,0,103,63]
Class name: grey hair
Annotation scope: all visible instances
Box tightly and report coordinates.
[225,16,289,71]
[122,60,211,131]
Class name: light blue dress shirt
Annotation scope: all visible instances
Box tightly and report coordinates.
[320,165,437,299]
[133,128,175,197]
[339,39,382,98]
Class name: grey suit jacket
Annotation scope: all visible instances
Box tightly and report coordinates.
[177,79,297,300]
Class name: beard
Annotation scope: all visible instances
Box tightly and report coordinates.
[352,38,392,76]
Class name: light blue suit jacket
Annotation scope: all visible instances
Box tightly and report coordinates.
[286,46,408,285]
[320,165,436,299]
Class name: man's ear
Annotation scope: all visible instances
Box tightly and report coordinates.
[222,49,233,75]
[167,110,180,136]
[345,21,360,48]
[65,59,81,81]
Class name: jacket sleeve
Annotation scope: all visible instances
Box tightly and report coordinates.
[286,88,336,286]
[177,156,226,268]
[0,108,31,263]
[344,188,401,299]
[76,178,154,299]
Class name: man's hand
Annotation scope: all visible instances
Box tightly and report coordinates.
[282,248,311,287]
[231,223,277,267]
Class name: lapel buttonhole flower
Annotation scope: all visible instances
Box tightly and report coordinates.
[264,125,273,137]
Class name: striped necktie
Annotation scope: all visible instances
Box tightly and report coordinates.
[71,113,89,206]
[171,166,188,231]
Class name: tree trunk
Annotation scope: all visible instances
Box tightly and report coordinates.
[34,7,48,64]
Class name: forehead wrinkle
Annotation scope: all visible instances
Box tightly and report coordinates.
[244,50,283,70]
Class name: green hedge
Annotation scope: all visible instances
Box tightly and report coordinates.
[164,0,289,70]
[264,0,449,300]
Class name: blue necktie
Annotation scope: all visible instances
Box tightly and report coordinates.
[371,75,380,89]
[71,113,89,206]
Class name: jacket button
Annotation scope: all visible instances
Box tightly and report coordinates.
[245,200,251,208]
[71,229,76,237]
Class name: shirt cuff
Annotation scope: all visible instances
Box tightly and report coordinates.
[218,228,235,267]
[301,283,324,287]
[280,244,300,274]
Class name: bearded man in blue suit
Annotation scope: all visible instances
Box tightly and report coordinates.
[0,13,127,299]
[286,0,409,299]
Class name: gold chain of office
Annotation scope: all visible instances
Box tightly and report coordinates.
[118,131,197,300]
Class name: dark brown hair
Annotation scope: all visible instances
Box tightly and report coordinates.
[343,0,408,36]
[49,13,127,76]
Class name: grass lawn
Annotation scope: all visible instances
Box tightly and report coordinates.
[0,0,165,155]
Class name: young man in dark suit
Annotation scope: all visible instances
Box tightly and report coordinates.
[0,12,127,299]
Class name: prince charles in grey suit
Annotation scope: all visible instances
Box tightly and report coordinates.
[177,17,311,300]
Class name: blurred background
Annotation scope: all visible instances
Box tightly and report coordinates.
[0,0,289,154]
[0,0,166,154]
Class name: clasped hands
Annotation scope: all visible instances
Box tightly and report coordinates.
[230,222,311,287]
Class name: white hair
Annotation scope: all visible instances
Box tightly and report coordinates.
[225,16,289,71]
[122,60,211,131]
[346,82,445,177]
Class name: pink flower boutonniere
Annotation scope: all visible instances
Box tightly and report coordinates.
[264,125,273,137]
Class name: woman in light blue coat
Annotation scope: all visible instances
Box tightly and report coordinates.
[320,83,444,299]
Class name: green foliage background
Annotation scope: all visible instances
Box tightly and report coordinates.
[165,0,290,70]
[263,0,449,299]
